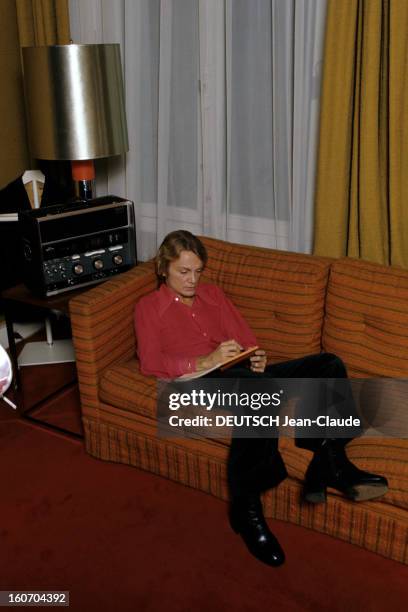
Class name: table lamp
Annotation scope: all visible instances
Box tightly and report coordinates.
[22,43,129,199]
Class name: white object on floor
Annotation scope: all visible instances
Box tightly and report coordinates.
[0,343,16,409]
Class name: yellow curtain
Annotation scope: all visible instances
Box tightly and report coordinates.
[0,0,70,190]
[16,0,70,46]
[314,0,408,268]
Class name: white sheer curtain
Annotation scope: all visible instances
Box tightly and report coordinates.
[69,0,327,260]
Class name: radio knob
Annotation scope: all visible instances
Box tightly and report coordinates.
[93,259,104,270]
[113,254,123,266]
[73,264,84,275]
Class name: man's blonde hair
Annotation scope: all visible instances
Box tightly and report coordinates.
[156,230,208,283]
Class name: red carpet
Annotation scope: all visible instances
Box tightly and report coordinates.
[1,405,407,611]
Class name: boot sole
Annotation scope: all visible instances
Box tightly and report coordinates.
[345,483,389,502]
[303,483,388,504]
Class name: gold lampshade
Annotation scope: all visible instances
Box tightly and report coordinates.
[22,44,129,161]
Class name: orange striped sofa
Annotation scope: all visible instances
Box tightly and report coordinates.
[69,237,408,564]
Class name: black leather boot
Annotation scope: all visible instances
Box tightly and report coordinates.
[229,494,285,566]
[303,440,388,503]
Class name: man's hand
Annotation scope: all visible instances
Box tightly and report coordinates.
[250,349,267,373]
[197,339,243,371]
[212,339,243,365]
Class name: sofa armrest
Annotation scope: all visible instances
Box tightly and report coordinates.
[69,262,156,418]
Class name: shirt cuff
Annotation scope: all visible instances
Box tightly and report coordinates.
[174,356,196,377]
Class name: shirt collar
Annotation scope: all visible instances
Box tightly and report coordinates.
[157,283,217,316]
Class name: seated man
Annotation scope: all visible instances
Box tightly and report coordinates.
[135,230,388,567]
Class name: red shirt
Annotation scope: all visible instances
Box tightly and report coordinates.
[134,283,257,379]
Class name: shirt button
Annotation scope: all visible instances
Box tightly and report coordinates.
[192,313,195,317]
[175,297,179,302]
[203,332,207,337]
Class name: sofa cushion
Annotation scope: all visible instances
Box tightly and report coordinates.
[200,237,332,362]
[323,257,408,376]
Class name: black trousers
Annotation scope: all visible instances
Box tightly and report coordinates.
[205,352,354,498]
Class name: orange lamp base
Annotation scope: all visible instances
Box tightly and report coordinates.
[71,160,95,200]
[71,160,96,181]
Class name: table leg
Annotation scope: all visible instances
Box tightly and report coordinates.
[4,301,21,391]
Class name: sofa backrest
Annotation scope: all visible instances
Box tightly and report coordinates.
[323,258,408,377]
[200,236,332,362]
